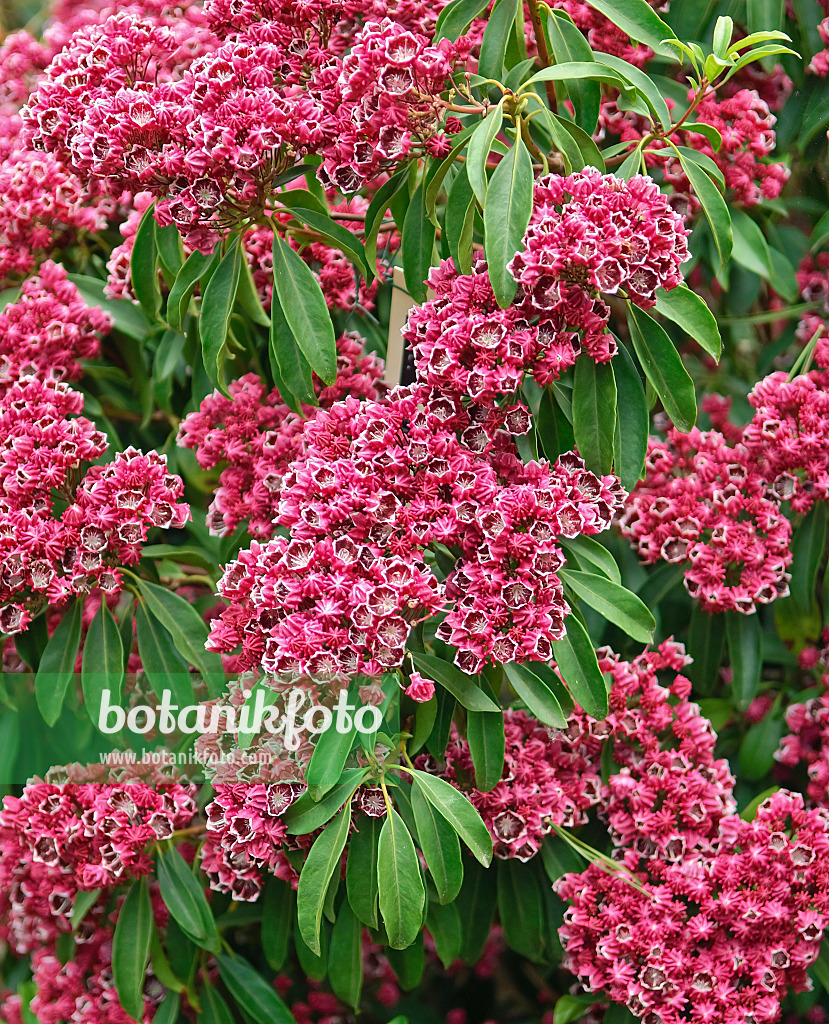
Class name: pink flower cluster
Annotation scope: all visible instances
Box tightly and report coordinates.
[423,709,603,861]
[177,334,385,539]
[601,87,789,207]
[404,172,689,404]
[620,427,793,614]
[776,689,829,809]
[0,376,190,630]
[0,780,196,954]
[809,18,829,76]
[556,790,829,1024]
[207,384,623,677]
[0,260,110,386]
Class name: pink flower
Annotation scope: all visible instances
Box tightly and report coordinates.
[405,671,434,703]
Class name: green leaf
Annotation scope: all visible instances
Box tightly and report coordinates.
[445,161,476,275]
[546,11,601,134]
[136,600,194,708]
[677,151,732,267]
[378,807,426,949]
[235,246,271,326]
[386,940,425,991]
[627,304,697,433]
[411,784,463,904]
[153,992,181,1024]
[687,606,725,694]
[503,662,567,727]
[434,0,491,39]
[790,504,829,611]
[426,901,463,968]
[410,652,499,711]
[467,102,505,206]
[285,768,368,834]
[112,878,153,1021]
[364,169,408,269]
[483,136,533,308]
[560,568,655,643]
[731,209,773,279]
[537,384,575,461]
[72,889,102,930]
[269,286,316,408]
[425,125,478,227]
[455,858,496,964]
[346,815,381,928]
[526,61,632,90]
[262,878,294,971]
[156,222,185,279]
[739,706,784,781]
[200,235,243,395]
[582,0,678,57]
[725,611,762,711]
[216,953,295,1024]
[478,0,520,80]
[67,273,152,341]
[467,699,506,792]
[595,51,671,130]
[532,102,585,173]
[408,770,493,866]
[272,231,337,385]
[654,284,722,359]
[401,180,437,304]
[329,902,363,1010]
[156,846,221,953]
[554,994,596,1024]
[134,579,224,695]
[305,716,358,789]
[610,342,648,491]
[549,112,606,170]
[560,535,621,584]
[572,355,616,476]
[201,984,236,1024]
[35,598,82,726]
[550,615,608,719]
[297,803,352,955]
[130,203,161,322]
[82,599,124,733]
[286,205,371,278]
[682,122,723,150]
[497,858,547,961]
[166,249,217,333]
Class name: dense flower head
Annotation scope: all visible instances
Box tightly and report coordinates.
[405,172,688,406]
[619,427,793,613]
[0,779,196,954]
[208,383,623,677]
[422,709,604,861]
[0,260,110,386]
[318,18,467,193]
[776,689,829,809]
[601,87,789,207]
[177,333,385,539]
[556,791,829,1024]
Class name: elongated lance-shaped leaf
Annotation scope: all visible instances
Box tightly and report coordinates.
[35,598,82,726]
[156,846,221,952]
[503,662,568,728]
[654,284,722,359]
[82,599,124,734]
[112,878,153,1020]
[378,806,426,949]
[483,135,534,308]
[216,953,295,1024]
[467,102,504,206]
[677,151,732,266]
[407,769,493,865]
[627,303,697,433]
[200,235,243,395]
[297,803,352,955]
[551,615,608,719]
[560,568,655,643]
[612,340,648,491]
[411,783,464,904]
[582,0,678,57]
[130,203,161,321]
[572,355,616,476]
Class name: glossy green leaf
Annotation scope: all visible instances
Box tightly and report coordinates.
[654,284,722,359]
[467,103,504,206]
[546,11,601,133]
[297,803,352,955]
[67,273,152,341]
[677,152,732,266]
[467,698,506,792]
[582,0,677,57]
[166,249,217,333]
[687,605,725,694]
[329,902,363,1009]
[739,706,785,781]
[112,878,153,1021]
[427,901,463,968]
[731,209,773,279]
[503,662,567,728]
[484,136,533,308]
[445,161,476,275]
[285,768,368,834]
[216,953,294,1024]
[135,600,194,708]
[573,355,617,476]
[35,598,82,726]
[82,600,124,733]
[157,846,221,953]
[346,814,381,928]
[269,287,316,408]
[364,169,408,269]
[401,180,436,304]
[272,231,337,385]
[478,0,520,81]
[286,205,371,278]
[156,222,185,279]
[410,652,499,711]
[408,769,493,866]
[611,342,648,491]
[627,304,696,433]
[497,858,547,962]
[412,784,464,904]
[537,384,575,461]
[550,615,608,719]
[434,0,491,38]
[560,568,655,643]
[305,715,358,789]
[200,984,235,1024]
[378,807,426,949]
[595,51,671,130]
[560,536,621,584]
[199,235,243,395]
[262,878,295,971]
[130,203,162,321]
[725,611,763,711]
